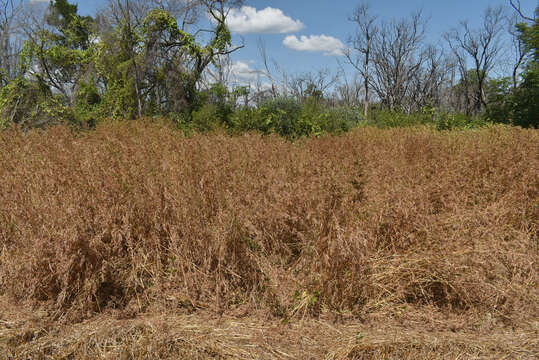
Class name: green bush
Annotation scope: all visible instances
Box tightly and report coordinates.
[228,107,262,134]
[364,107,489,131]
[258,97,302,138]
[370,110,424,128]
[434,112,488,130]
[227,98,358,140]
[0,77,76,129]
[299,101,357,136]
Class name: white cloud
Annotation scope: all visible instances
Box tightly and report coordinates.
[226,6,304,34]
[229,60,260,82]
[227,61,272,91]
[283,35,346,56]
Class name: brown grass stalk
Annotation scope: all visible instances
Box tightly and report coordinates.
[0,121,537,358]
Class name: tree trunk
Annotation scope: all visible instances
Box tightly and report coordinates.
[364,53,369,119]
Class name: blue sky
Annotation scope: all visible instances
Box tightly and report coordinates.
[67,0,537,84]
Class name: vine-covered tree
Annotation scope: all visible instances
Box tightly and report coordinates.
[0,0,96,128]
[95,0,243,120]
[511,2,538,127]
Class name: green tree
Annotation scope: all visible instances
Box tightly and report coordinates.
[0,0,96,128]
[512,6,538,127]
[27,0,95,104]
[484,77,514,124]
[95,0,243,121]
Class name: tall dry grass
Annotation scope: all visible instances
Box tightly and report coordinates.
[0,121,537,332]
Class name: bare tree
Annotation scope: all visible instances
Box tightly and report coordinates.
[444,6,506,113]
[287,68,339,102]
[0,0,23,87]
[124,0,143,117]
[509,0,535,21]
[205,54,234,89]
[507,13,529,88]
[409,45,453,111]
[345,2,377,118]
[257,37,279,98]
[369,11,427,112]
[335,61,363,107]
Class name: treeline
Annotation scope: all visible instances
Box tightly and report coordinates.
[0,0,537,136]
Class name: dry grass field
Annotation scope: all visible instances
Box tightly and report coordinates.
[0,121,537,359]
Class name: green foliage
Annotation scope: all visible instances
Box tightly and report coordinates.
[227,97,358,140]
[74,79,101,128]
[511,69,538,128]
[200,83,235,124]
[0,77,75,129]
[188,100,497,136]
[258,97,302,137]
[94,7,237,121]
[2,0,97,128]
[512,6,539,128]
[93,27,137,120]
[95,40,138,120]
[434,112,488,130]
[142,9,199,56]
[1,1,534,132]
[477,8,538,129]
[371,110,424,128]
[365,107,488,130]
[484,77,514,125]
[176,103,220,133]
[298,100,356,135]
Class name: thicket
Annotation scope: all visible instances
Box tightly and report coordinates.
[0,0,537,136]
[183,97,493,139]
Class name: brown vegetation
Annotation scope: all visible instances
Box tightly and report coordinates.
[0,121,538,358]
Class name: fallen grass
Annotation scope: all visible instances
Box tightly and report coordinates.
[0,121,537,358]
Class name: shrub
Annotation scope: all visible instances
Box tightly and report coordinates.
[370,110,424,128]
[0,77,76,129]
[227,98,358,140]
[434,112,489,130]
[258,97,303,138]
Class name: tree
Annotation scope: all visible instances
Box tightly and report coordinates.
[22,0,96,104]
[334,66,362,107]
[509,0,534,22]
[445,6,505,113]
[511,3,538,127]
[508,13,528,88]
[95,0,244,119]
[345,2,377,118]
[0,0,23,88]
[0,0,96,128]
[369,11,427,112]
[409,45,453,111]
[287,69,338,103]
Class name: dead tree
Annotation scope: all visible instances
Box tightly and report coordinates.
[0,0,23,87]
[509,0,535,22]
[444,6,505,113]
[345,2,377,118]
[369,11,427,112]
[508,13,528,88]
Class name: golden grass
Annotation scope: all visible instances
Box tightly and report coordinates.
[0,121,537,358]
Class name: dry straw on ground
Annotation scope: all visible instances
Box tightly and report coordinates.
[0,121,537,359]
